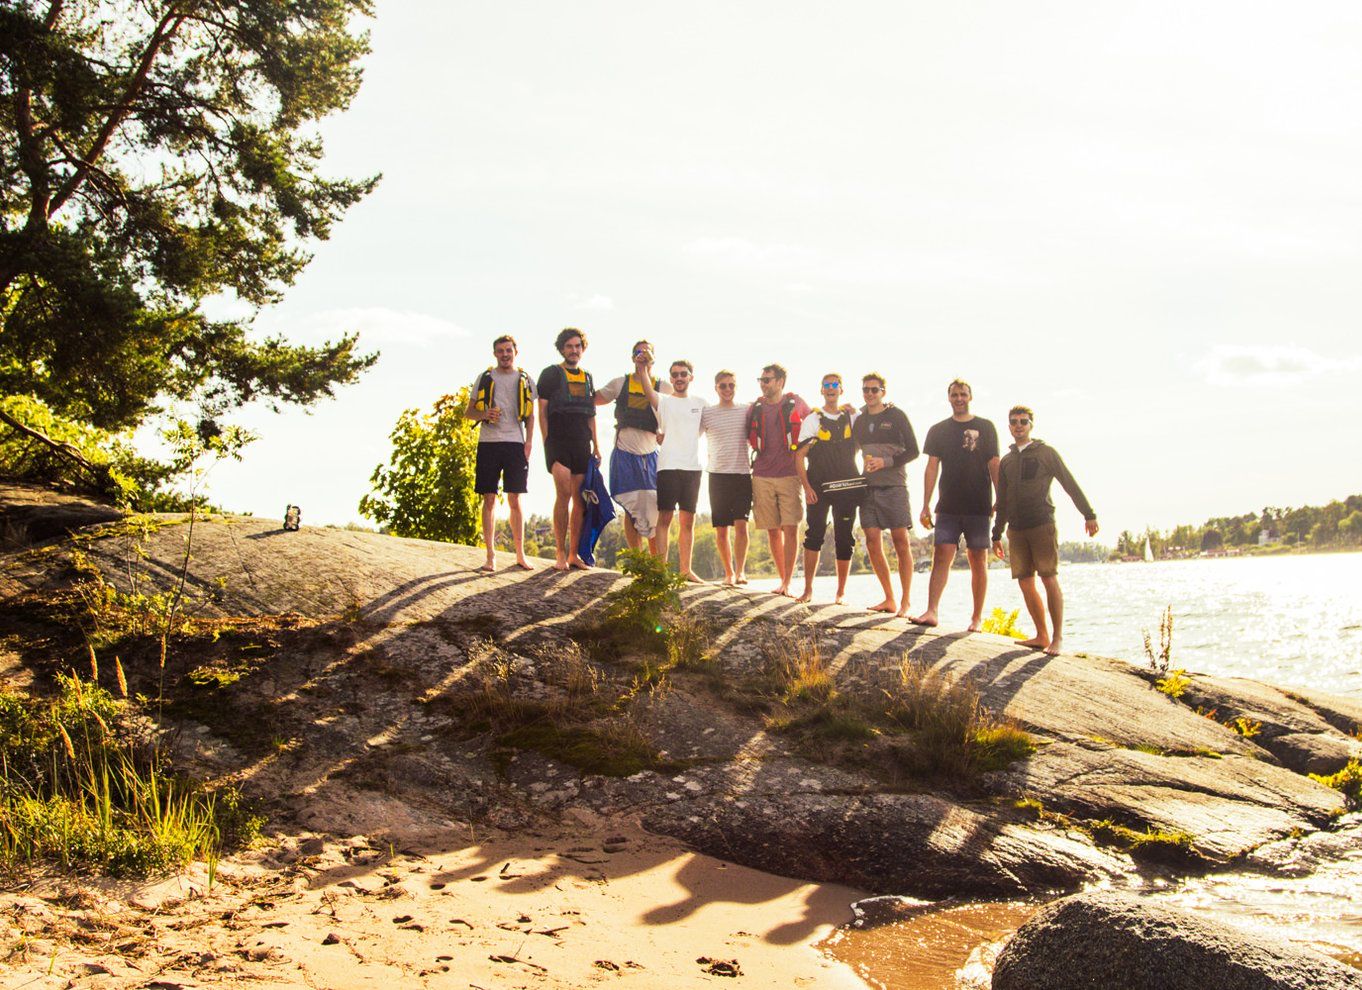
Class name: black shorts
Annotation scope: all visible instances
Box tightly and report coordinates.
[475,442,529,495]
[543,418,592,476]
[708,473,752,527]
[657,470,702,513]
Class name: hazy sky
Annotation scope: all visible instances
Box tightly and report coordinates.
[204,1,1362,539]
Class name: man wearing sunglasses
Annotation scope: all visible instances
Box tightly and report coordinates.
[991,405,1099,656]
[794,373,861,605]
[700,370,752,585]
[747,363,810,596]
[638,359,708,582]
[853,372,918,616]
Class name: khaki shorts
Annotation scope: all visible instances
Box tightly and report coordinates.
[1007,523,1059,579]
[752,475,803,530]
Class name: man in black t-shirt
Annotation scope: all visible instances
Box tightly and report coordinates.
[536,328,600,570]
[910,379,999,632]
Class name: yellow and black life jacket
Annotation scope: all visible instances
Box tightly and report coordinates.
[473,367,535,423]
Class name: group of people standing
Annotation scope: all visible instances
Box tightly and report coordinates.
[465,328,1099,655]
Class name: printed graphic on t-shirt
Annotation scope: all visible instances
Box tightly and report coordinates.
[962,429,979,452]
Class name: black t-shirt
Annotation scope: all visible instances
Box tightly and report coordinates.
[922,416,999,515]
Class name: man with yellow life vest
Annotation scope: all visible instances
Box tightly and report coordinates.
[593,340,671,552]
[536,328,600,571]
[794,373,863,605]
[465,334,537,573]
[748,363,811,596]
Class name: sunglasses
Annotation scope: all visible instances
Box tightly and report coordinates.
[757,376,775,384]
[862,386,883,394]
[1010,418,1031,425]
[716,382,736,389]
[821,381,841,389]
[671,370,691,378]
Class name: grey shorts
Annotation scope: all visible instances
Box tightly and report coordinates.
[860,485,912,531]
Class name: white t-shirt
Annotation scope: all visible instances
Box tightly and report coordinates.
[596,375,672,455]
[656,392,708,472]
[467,367,536,443]
[700,404,752,474]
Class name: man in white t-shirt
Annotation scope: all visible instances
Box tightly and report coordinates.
[640,359,708,582]
[464,334,537,572]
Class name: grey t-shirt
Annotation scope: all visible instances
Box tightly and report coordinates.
[468,367,536,443]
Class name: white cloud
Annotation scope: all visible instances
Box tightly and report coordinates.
[1196,344,1360,387]
[272,308,472,346]
[567,293,615,311]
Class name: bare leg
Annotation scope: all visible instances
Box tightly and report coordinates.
[550,463,574,570]
[767,528,788,595]
[796,548,819,603]
[910,542,955,626]
[779,523,800,595]
[891,528,913,617]
[655,509,674,563]
[715,525,735,584]
[834,557,851,604]
[507,493,531,568]
[1016,575,1050,649]
[479,493,498,571]
[678,511,704,582]
[734,520,749,583]
[965,546,988,631]
[567,476,591,569]
[1040,573,1065,655]
[864,528,896,612]
[622,512,643,550]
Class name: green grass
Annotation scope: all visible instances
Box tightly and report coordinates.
[0,674,261,878]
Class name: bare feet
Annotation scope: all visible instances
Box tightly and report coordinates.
[514,558,534,570]
[721,575,736,586]
[553,554,569,572]
[834,594,847,605]
[895,603,912,618]
[478,561,497,573]
[1019,636,1050,650]
[966,619,983,633]
[795,588,813,604]
[1044,636,1064,656]
[867,600,896,613]
[908,609,939,627]
[735,576,749,586]
[569,557,592,570]
[682,572,707,584]
[775,584,792,597]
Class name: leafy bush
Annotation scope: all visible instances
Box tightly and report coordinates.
[1311,758,1362,811]
[981,607,1026,639]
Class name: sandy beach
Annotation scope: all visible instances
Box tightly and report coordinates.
[3,812,867,989]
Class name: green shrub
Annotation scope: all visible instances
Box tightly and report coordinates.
[1311,758,1362,810]
[981,607,1026,639]
[1156,668,1191,698]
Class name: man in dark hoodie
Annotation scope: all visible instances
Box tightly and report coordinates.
[991,405,1099,656]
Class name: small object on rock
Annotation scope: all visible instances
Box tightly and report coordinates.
[392,915,413,924]
[283,505,301,531]
[595,960,621,971]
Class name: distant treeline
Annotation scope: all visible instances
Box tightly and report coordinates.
[1113,494,1362,559]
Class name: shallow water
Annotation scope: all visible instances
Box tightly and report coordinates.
[837,551,1362,696]
[819,553,1362,988]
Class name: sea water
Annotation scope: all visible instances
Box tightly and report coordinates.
[814,552,1362,988]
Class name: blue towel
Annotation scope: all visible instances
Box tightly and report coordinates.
[578,456,615,566]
